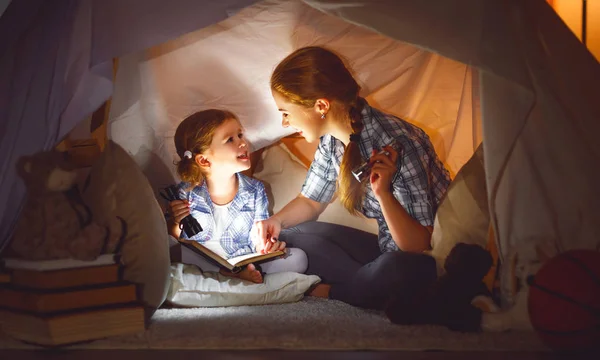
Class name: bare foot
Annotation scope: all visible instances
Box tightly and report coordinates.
[220,263,263,284]
[307,283,331,298]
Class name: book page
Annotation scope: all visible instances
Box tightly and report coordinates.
[226,250,284,266]
[178,238,284,270]
[226,252,261,266]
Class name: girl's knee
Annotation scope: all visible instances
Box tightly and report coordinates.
[286,247,308,274]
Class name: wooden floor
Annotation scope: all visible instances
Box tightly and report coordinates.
[0,350,593,360]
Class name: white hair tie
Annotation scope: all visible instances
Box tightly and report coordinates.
[183,150,193,159]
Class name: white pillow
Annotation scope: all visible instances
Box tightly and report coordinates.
[253,143,379,234]
[167,263,320,307]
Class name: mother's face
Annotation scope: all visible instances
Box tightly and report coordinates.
[272,91,324,143]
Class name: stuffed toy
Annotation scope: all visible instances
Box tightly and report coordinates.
[385,243,493,332]
[8,150,126,261]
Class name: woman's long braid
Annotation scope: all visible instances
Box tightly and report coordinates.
[338,98,366,215]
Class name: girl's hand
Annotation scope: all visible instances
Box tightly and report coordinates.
[265,239,286,254]
[168,200,190,225]
[253,217,283,254]
[369,145,399,199]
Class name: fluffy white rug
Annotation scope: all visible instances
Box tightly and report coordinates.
[0,297,546,351]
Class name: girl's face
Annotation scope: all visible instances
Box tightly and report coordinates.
[272,91,325,143]
[201,118,250,176]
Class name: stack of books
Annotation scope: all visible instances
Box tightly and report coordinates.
[0,254,145,347]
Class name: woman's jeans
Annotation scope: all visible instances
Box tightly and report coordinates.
[280,221,437,310]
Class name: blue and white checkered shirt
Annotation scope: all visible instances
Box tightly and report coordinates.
[301,99,451,252]
[175,173,270,258]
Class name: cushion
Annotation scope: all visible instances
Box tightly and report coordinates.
[167,263,321,307]
[253,143,379,234]
[83,141,171,317]
[429,143,490,273]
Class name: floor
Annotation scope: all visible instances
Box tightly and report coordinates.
[0,350,580,360]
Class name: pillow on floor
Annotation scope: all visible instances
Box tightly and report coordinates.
[83,140,171,318]
[167,263,321,307]
[253,143,379,234]
[429,143,490,273]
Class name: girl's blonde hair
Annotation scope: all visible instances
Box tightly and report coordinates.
[174,109,238,185]
[271,46,366,215]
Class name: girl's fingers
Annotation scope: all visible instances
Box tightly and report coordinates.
[171,202,189,212]
[173,208,190,218]
[255,222,265,244]
[264,237,273,253]
[256,221,272,249]
[277,241,287,252]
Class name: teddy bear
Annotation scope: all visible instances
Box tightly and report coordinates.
[8,150,126,261]
[384,242,493,332]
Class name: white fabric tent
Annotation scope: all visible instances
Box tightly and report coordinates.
[108,0,480,197]
[1,0,599,265]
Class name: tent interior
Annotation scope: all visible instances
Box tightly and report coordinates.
[1,0,599,353]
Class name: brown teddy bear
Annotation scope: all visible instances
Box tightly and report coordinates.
[8,150,126,261]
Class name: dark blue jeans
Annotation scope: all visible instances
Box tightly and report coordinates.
[279,221,437,310]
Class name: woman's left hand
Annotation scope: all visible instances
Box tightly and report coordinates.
[369,145,399,199]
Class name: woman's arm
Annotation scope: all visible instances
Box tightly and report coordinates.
[369,146,433,253]
[376,192,431,252]
[254,194,328,253]
[273,194,328,230]
[256,135,336,249]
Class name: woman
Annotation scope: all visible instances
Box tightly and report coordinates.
[254,46,452,309]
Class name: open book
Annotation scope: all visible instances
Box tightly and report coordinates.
[177,238,285,273]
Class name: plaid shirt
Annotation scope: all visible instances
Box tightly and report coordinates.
[301,99,451,252]
[176,173,270,258]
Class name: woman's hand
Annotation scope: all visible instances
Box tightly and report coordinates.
[253,217,283,254]
[369,145,399,199]
[168,200,190,225]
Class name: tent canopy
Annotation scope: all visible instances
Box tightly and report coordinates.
[1,0,599,263]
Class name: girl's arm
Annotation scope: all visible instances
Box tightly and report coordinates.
[167,199,189,239]
[168,219,182,239]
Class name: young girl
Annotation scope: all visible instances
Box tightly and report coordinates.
[255,46,452,308]
[167,109,307,283]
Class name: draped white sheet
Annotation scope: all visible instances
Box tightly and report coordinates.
[308,0,600,260]
[2,0,599,265]
[108,0,479,196]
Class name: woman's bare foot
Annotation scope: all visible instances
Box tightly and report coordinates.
[220,263,263,284]
[307,283,331,298]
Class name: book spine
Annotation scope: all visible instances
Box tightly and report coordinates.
[10,264,121,289]
[0,283,138,313]
[0,304,145,347]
